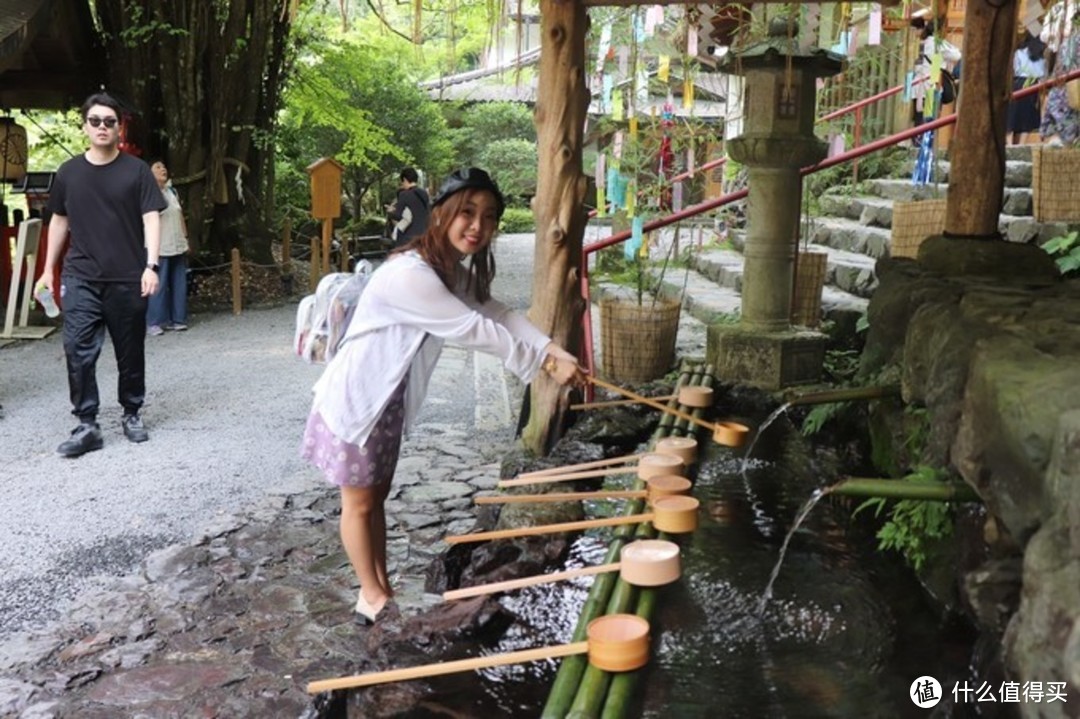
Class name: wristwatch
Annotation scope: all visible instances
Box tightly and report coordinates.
[146,262,160,273]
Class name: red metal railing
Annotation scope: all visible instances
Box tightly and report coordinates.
[579,68,1080,391]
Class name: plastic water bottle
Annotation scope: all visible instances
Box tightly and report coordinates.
[35,284,60,318]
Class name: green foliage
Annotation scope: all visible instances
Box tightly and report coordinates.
[277,36,452,225]
[446,102,537,169]
[853,466,955,571]
[480,139,538,203]
[801,401,846,437]
[500,207,535,233]
[1042,228,1080,276]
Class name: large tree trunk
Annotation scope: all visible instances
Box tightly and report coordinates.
[945,0,1018,237]
[94,0,292,264]
[520,0,589,456]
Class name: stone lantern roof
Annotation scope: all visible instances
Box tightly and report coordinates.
[718,17,845,79]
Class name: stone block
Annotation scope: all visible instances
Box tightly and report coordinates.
[707,324,825,390]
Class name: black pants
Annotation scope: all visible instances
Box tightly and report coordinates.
[61,276,147,422]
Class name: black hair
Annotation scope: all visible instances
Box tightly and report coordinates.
[80,92,122,122]
[400,167,419,183]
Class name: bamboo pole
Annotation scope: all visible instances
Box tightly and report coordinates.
[445,513,654,545]
[476,490,645,505]
[498,465,637,488]
[230,248,242,315]
[570,395,675,410]
[515,453,643,479]
[785,385,900,406]
[829,478,981,502]
[307,641,589,693]
[444,563,620,601]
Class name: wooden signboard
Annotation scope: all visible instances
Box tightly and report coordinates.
[305,157,344,277]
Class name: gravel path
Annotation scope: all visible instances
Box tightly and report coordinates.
[0,234,541,640]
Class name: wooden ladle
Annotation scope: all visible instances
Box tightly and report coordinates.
[306,613,651,693]
[570,384,714,411]
[445,495,700,545]
[498,452,684,488]
[443,539,682,601]
[475,474,691,506]
[587,376,750,447]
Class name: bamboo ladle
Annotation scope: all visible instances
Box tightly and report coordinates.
[476,474,691,506]
[443,539,681,601]
[498,452,684,489]
[306,613,651,693]
[445,495,700,545]
[587,376,749,447]
[570,385,714,411]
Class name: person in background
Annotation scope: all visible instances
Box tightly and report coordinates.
[910,19,963,129]
[37,92,166,458]
[1041,14,1080,146]
[302,168,584,623]
[385,167,430,248]
[1008,31,1049,145]
[146,159,190,335]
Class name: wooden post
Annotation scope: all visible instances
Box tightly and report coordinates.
[944,0,1018,238]
[306,157,344,282]
[309,237,319,290]
[281,217,291,276]
[520,0,590,456]
[231,247,242,315]
[321,218,332,276]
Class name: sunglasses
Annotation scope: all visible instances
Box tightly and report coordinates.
[86,116,119,129]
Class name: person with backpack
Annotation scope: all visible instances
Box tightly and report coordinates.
[301,167,584,624]
[385,167,430,248]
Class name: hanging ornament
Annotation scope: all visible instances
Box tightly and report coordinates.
[658,55,670,82]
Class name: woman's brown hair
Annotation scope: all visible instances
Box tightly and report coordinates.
[391,189,497,303]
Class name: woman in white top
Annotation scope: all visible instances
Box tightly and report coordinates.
[147,160,189,335]
[301,168,583,623]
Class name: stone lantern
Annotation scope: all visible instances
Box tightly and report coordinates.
[708,17,844,389]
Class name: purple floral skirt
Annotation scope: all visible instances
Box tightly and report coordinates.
[301,379,407,488]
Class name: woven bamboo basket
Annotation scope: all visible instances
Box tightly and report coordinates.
[890,199,947,259]
[600,298,681,382]
[1032,147,1080,222]
[791,251,828,328]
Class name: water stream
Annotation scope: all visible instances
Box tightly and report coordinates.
[389,409,973,717]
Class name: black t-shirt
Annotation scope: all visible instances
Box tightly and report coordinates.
[47,152,167,282]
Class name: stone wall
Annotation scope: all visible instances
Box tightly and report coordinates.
[860,251,1080,715]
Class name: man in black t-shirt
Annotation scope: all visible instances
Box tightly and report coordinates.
[37,92,166,458]
[385,167,430,247]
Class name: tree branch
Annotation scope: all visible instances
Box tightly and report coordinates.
[364,0,415,43]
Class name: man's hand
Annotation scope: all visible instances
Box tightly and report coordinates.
[141,268,160,297]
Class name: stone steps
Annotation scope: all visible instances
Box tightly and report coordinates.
[589,142,1063,346]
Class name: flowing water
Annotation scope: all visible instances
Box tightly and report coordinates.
[388,415,973,718]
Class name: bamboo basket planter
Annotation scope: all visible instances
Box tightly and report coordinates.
[890,199,947,259]
[790,250,828,328]
[1032,147,1080,222]
[600,298,681,383]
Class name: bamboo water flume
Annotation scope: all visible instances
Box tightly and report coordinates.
[829,477,981,502]
[587,376,749,447]
[785,385,901,406]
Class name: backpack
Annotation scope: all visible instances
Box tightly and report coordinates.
[294,260,374,364]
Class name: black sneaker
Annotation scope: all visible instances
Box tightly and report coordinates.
[57,422,104,458]
[122,414,149,443]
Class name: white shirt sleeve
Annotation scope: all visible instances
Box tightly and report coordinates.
[370,257,550,381]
